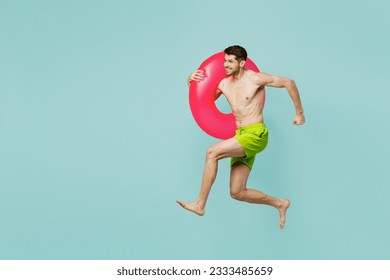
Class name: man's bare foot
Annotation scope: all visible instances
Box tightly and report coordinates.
[176,200,205,216]
[278,199,290,229]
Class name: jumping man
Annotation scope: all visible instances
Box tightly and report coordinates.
[177,45,305,229]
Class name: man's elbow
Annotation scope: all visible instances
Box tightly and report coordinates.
[286,79,296,90]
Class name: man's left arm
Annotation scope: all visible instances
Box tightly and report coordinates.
[256,72,305,125]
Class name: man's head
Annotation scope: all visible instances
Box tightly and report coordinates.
[223,45,247,76]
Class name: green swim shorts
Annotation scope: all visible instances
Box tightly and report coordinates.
[231,122,268,170]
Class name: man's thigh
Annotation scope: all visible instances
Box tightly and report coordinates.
[230,162,251,192]
[211,137,246,159]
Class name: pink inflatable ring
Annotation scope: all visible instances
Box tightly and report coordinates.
[189,52,265,139]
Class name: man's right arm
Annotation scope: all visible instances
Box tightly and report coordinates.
[187,69,222,100]
[187,70,204,87]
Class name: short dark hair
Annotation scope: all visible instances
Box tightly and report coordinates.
[224,45,247,61]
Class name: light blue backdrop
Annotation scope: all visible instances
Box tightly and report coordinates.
[1,0,389,259]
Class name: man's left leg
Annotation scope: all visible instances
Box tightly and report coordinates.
[177,137,245,216]
[229,162,290,229]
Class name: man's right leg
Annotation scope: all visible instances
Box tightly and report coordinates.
[176,137,246,216]
[229,162,290,229]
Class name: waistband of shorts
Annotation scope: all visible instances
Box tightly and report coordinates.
[237,122,267,130]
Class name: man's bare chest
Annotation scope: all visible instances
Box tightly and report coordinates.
[222,82,260,103]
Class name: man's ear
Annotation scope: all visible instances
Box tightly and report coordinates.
[239,60,246,68]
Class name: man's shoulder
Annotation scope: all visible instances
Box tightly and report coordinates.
[245,69,263,83]
[245,68,256,75]
[218,76,232,87]
[245,69,262,77]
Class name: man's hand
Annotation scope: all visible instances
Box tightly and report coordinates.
[293,113,305,125]
[187,70,204,87]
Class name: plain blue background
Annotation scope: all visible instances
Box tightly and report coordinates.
[1,0,389,259]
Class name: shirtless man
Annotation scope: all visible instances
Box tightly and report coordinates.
[177,45,305,229]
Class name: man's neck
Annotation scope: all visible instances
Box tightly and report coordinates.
[232,68,245,81]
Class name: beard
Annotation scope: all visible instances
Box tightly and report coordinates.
[225,68,235,76]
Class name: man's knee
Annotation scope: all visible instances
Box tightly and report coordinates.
[230,189,244,201]
[206,145,220,160]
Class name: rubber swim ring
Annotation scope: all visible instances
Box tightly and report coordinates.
[189,52,265,140]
